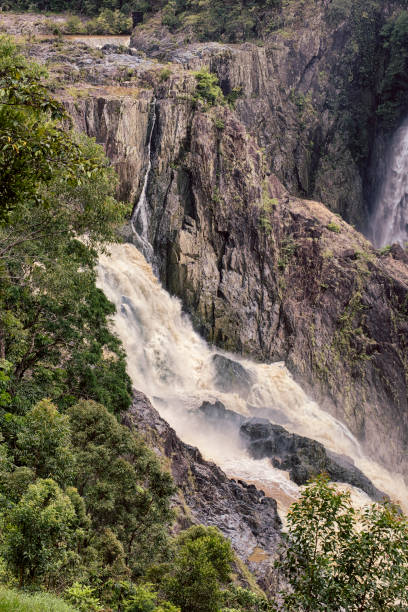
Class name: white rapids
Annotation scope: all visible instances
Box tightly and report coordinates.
[97,242,408,517]
[370,118,408,248]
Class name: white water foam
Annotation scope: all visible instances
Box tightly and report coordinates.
[97,243,408,516]
[370,118,408,247]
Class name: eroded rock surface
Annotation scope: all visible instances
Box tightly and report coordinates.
[123,391,282,590]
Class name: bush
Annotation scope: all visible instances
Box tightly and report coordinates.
[162,526,234,612]
[159,68,172,82]
[64,583,102,612]
[327,221,341,233]
[193,70,224,108]
[277,475,408,611]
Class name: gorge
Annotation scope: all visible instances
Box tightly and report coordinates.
[2,1,408,606]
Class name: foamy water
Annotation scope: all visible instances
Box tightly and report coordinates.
[97,243,408,516]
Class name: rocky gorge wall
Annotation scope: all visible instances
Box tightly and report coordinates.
[19,10,403,484]
[66,68,408,479]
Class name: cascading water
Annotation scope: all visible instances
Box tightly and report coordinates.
[97,242,408,516]
[370,117,408,248]
[131,99,156,263]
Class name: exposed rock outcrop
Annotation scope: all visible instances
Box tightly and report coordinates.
[212,354,255,399]
[240,418,386,502]
[122,391,282,590]
[198,402,386,502]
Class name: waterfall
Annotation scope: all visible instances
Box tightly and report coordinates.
[131,99,156,263]
[97,243,408,516]
[370,118,408,248]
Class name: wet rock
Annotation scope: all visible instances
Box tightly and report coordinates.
[198,400,245,426]
[212,354,255,399]
[240,418,387,502]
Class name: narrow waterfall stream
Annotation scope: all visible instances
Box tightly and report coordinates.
[97,243,408,517]
[370,118,408,247]
[130,99,156,264]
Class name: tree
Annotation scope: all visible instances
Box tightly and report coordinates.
[15,399,75,487]
[2,478,84,587]
[277,475,408,611]
[0,38,132,415]
[162,526,234,612]
[0,36,106,224]
[67,400,175,577]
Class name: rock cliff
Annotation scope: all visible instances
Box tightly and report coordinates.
[123,391,282,592]
[23,28,408,476]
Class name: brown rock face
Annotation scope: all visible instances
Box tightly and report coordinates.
[122,391,282,591]
[143,99,408,475]
[32,33,407,477]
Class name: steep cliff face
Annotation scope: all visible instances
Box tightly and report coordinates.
[131,0,408,232]
[147,98,408,475]
[59,41,408,476]
[130,2,366,227]
[22,29,408,477]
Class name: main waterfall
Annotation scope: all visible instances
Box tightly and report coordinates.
[370,118,408,247]
[97,242,408,515]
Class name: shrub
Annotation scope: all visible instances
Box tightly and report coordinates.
[193,70,224,108]
[327,221,341,233]
[277,475,408,611]
[64,582,102,612]
[159,68,172,82]
[162,526,234,612]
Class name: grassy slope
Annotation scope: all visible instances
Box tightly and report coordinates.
[0,588,77,612]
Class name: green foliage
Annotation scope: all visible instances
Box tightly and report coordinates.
[84,9,132,35]
[0,587,77,612]
[326,221,341,233]
[153,0,282,43]
[159,68,172,82]
[0,36,104,224]
[15,399,75,487]
[278,475,408,611]
[193,70,224,108]
[2,479,82,587]
[0,0,140,21]
[0,37,175,602]
[162,526,234,612]
[64,583,102,612]
[67,400,175,578]
[123,583,180,612]
[0,39,132,415]
[221,585,272,611]
[378,244,392,255]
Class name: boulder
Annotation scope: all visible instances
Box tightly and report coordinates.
[212,354,255,399]
[240,418,387,502]
[198,400,245,426]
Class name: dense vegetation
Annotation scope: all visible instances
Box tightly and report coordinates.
[0,36,270,611]
[0,0,136,16]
